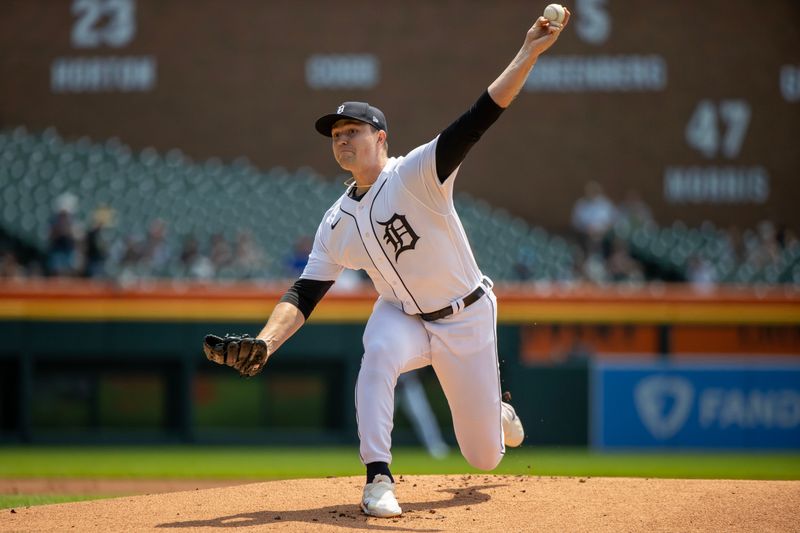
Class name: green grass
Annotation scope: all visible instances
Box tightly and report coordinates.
[1,446,798,509]
[1,446,798,480]
[1,494,106,510]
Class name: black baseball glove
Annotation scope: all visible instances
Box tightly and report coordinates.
[203,333,270,377]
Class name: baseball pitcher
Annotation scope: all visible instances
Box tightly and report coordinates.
[204,10,570,518]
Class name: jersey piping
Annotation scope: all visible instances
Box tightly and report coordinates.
[339,205,405,311]
[368,177,424,314]
[487,293,505,456]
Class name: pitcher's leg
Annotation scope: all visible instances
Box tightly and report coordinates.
[428,294,504,471]
[357,299,431,466]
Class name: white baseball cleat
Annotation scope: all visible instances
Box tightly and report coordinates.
[361,474,402,518]
[502,400,525,447]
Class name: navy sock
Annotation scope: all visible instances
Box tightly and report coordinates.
[366,462,394,484]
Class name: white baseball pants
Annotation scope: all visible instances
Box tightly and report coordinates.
[355,290,504,470]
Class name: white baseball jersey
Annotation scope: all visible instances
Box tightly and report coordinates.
[301,136,484,315]
[303,128,508,471]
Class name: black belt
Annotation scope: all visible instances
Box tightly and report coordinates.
[418,280,489,322]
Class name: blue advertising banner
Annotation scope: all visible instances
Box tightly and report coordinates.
[592,360,800,449]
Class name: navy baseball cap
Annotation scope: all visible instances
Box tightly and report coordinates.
[315,101,388,137]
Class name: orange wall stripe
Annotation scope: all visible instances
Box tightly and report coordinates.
[0,298,797,324]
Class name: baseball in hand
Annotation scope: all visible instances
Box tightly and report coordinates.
[543,3,566,24]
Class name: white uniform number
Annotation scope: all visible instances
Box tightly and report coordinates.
[575,0,610,45]
[71,0,136,48]
[685,99,751,159]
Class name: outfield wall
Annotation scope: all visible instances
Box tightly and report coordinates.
[1,280,798,447]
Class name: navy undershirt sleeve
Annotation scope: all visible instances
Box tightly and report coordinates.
[279,278,335,320]
[435,90,505,183]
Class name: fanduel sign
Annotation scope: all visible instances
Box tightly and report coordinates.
[592,361,800,449]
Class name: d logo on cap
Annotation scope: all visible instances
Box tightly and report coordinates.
[315,101,388,137]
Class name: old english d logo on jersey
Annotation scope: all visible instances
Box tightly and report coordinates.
[377,213,419,261]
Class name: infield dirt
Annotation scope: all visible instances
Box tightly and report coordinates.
[2,475,798,532]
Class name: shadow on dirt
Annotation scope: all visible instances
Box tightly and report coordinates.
[156,483,505,532]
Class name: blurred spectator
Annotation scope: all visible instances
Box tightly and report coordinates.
[82,207,114,279]
[580,251,609,284]
[686,255,716,289]
[106,232,144,283]
[722,226,744,261]
[232,230,267,273]
[209,232,233,270]
[46,193,80,276]
[616,190,654,230]
[113,234,145,270]
[749,220,781,268]
[571,181,616,255]
[606,238,644,283]
[512,245,537,281]
[0,250,26,280]
[179,234,214,279]
[285,235,313,278]
[141,219,173,274]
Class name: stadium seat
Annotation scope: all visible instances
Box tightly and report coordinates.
[3,127,793,285]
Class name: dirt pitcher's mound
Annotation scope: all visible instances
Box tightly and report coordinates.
[3,475,798,532]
